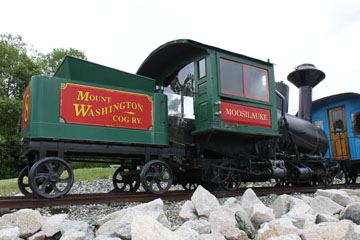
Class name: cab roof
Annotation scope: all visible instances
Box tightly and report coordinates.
[136,39,272,87]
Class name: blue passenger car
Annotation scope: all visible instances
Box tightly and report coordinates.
[312,92,360,160]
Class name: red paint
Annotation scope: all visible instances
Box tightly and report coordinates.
[60,83,153,130]
[221,102,272,128]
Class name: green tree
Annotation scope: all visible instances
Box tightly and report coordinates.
[41,48,87,76]
[0,34,42,99]
[0,34,87,179]
[0,97,23,179]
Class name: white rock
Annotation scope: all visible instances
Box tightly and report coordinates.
[0,227,19,240]
[267,234,301,240]
[286,197,317,229]
[223,197,247,216]
[60,219,94,240]
[309,195,343,215]
[42,214,68,237]
[60,229,86,240]
[315,189,352,207]
[199,233,226,240]
[219,226,248,240]
[301,195,313,205]
[28,231,45,240]
[270,194,292,218]
[174,227,201,240]
[240,188,263,216]
[0,218,12,230]
[191,185,220,217]
[96,198,170,239]
[256,222,302,240]
[179,219,211,234]
[316,214,339,223]
[352,224,360,240]
[131,215,183,240]
[179,200,198,221]
[250,203,275,228]
[269,217,297,230]
[301,219,354,240]
[1,209,43,238]
[94,236,123,240]
[209,206,237,234]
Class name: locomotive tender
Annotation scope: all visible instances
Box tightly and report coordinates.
[19,39,339,198]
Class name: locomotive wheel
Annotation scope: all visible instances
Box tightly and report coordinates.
[181,182,199,191]
[17,166,32,196]
[140,160,173,194]
[318,173,334,186]
[112,165,140,192]
[29,157,74,199]
[219,162,241,191]
[345,173,357,184]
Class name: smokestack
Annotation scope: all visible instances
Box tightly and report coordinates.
[287,64,325,122]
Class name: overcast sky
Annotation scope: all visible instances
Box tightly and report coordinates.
[2,0,360,113]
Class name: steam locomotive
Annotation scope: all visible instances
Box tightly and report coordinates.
[19,39,340,198]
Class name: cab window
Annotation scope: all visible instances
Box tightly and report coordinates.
[220,58,269,102]
[164,62,195,119]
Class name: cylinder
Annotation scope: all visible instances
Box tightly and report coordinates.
[278,111,329,155]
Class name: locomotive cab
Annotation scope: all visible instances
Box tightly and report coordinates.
[137,39,279,156]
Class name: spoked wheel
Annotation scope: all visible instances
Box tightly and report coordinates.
[18,166,32,196]
[218,161,241,191]
[345,172,357,184]
[112,164,140,192]
[275,179,289,187]
[318,172,334,186]
[29,157,74,199]
[181,182,199,191]
[140,160,173,194]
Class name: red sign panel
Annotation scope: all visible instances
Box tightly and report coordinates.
[60,83,153,130]
[22,86,31,131]
[221,102,272,128]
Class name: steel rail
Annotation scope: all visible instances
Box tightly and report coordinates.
[1,184,359,209]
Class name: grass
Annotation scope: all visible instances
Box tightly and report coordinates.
[0,167,116,196]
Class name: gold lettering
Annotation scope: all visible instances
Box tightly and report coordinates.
[73,104,92,117]
[77,91,90,101]
[76,90,111,103]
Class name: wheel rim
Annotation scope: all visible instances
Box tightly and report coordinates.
[319,173,334,186]
[181,182,199,190]
[29,157,74,199]
[219,162,241,191]
[18,166,32,196]
[140,160,173,194]
[112,165,140,192]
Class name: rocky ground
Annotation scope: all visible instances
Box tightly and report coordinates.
[1,178,360,240]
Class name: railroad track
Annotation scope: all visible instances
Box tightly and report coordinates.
[1,184,359,209]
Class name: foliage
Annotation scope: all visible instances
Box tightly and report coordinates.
[0,97,26,179]
[0,33,87,179]
[0,34,42,99]
[41,48,87,76]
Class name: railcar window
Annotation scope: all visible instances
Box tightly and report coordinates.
[165,62,195,119]
[352,113,360,135]
[246,65,269,101]
[198,58,206,79]
[220,59,244,96]
[332,109,345,133]
[220,58,269,102]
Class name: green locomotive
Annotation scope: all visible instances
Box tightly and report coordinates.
[19,40,335,198]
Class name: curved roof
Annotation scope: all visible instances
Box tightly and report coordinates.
[136,39,272,86]
[312,92,360,108]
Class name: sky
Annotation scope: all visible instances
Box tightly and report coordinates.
[2,0,360,114]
